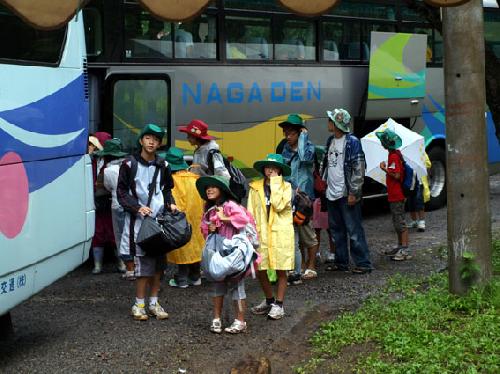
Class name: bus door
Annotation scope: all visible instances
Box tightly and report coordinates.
[365,31,427,125]
[103,73,171,153]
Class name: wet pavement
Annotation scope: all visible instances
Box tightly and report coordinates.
[1,175,499,374]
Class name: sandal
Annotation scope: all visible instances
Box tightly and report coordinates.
[325,264,349,272]
[301,269,318,280]
[224,319,247,334]
[122,270,136,281]
[351,267,372,274]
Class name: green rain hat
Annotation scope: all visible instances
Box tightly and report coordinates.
[326,108,351,133]
[376,128,403,150]
[137,123,165,148]
[253,153,291,177]
[160,147,189,171]
[278,113,306,129]
[196,175,236,201]
[95,138,127,157]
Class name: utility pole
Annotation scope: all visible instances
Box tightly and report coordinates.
[443,0,492,294]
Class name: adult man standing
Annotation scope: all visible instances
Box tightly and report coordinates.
[279,114,319,284]
[321,109,372,274]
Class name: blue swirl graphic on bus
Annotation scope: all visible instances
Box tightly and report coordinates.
[0,76,88,193]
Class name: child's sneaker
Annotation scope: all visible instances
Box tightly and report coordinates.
[188,278,202,286]
[131,304,148,321]
[268,303,285,320]
[122,270,136,281]
[325,252,336,264]
[210,318,222,334]
[251,299,272,315]
[287,273,303,286]
[169,278,188,289]
[392,248,412,261]
[224,319,247,334]
[117,259,127,273]
[148,302,169,320]
[408,220,418,228]
[92,262,102,274]
[417,220,426,232]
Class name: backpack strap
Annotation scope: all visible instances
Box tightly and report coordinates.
[146,165,161,208]
[207,148,219,174]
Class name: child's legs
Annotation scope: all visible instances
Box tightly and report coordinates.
[135,277,149,299]
[231,279,246,322]
[327,230,335,253]
[276,270,288,302]
[176,264,189,283]
[390,202,407,246]
[212,296,224,320]
[293,225,302,274]
[300,221,319,270]
[256,270,274,299]
[188,262,201,281]
[134,256,164,298]
[149,271,162,297]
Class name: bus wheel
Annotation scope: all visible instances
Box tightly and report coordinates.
[426,146,447,211]
[0,312,13,339]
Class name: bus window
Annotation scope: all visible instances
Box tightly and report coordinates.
[83,7,103,57]
[322,21,343,61]
[275,19,315,61]
[0,5,66,64]
[124,6,172,59]
[112,78,170,152]
[485,11,500,58]
[224,0,282,11]
[178,15,217,59]
[225,16,271,60]
[330,1,396,20]
[434,30,443,64]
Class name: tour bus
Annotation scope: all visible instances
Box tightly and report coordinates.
[0,10,94,320]
[82,0,500,212]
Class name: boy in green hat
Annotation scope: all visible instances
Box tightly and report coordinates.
[117,124,177,321]
[278,114,319,284]
[247,153,294,320]
[161,147,205,288]
[377,128,411,261]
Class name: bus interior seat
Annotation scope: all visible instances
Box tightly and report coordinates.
[346,42,370,60]
[246,37,269,59]
[323,40,339,61]
[279,38,305,60]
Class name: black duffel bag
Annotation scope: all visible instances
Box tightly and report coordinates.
[137,210,192,256]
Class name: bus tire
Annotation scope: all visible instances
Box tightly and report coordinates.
[426,146,447,211]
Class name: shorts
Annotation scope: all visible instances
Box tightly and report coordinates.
[297,220,319,248]
[134,255,166,278]
[407,183,424,212]
[390,201,407,233]
[212,278,246,301]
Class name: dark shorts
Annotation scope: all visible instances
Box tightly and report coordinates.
[407,183,424,212]
[390,201,407,233]
[134,255,166,278]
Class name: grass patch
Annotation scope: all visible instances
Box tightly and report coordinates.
[298,239,500,373]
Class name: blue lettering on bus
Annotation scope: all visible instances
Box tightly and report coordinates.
[0,274,26,295]
[270,82,286,102]
[182,82,201,105]
[227,82,244,104]
[207,83,223,104]
[248,82,263,103]
[181,80,321,105]
[307,81,321,101]
[290,81,304,102]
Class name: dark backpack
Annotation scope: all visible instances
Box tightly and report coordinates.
[396,151,417,197]
[207,149,248,203]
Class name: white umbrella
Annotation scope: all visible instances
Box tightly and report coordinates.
[361,118,427,186]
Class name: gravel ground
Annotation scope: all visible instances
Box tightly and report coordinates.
[1,175,499,374]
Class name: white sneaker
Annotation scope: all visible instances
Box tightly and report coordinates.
[251,299,272,315]
[392,248,412,261]
[188,278,202,286]
[325,252,336,263]
[148,302,169,320]
[417,220,426,232]
[92,262,102,274]
[210,318,222,334]
[267,303,285,320]
[131,304,148,321]
[117,259,126,273]
[224,319,247,334]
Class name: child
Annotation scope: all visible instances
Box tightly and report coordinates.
[161,147,205,288]
[247,154,294,320]
[377,129,411,261]
[408,152,431,232]
[197,175,250,334]
[117,124,177,321]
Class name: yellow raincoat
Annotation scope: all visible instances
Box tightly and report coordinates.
[422,153,432,203]
[247,176,294,270]
[166,170,205,264]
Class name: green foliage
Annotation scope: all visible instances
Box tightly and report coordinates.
[460,251,481,285]
[297,239,500,373]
